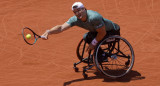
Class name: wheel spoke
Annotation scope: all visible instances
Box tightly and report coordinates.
[94,36,134,78]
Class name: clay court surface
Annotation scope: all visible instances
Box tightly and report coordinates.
[0,0,160,86]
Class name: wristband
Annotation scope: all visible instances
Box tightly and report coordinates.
[91,38,98,46]
[41,36,48,39]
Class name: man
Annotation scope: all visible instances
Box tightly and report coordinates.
[41,2,120,52]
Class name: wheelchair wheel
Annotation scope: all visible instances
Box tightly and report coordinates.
[94,35,135,78]
[76,38,90,63]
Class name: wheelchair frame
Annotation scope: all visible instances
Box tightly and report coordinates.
[73,35,135,79]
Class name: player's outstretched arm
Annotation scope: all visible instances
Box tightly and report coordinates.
[41,23,71,39]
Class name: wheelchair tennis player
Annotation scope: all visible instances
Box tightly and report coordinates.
[41,2,120,53]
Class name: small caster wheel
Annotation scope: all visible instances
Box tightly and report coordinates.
[83,73,88,79]
[73,67,79,72]
[125,60,130,66]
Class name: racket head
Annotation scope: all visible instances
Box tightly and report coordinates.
[22,27,40,45]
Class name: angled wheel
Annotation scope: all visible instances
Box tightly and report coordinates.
[94,35,135,78]
[76,38,89,63]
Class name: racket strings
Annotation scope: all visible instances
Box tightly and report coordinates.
[23,29,36,45]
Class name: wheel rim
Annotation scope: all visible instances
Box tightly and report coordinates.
[94,36,135,78]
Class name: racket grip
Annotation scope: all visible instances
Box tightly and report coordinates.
[41,30,50,39]
[41,36,48,39]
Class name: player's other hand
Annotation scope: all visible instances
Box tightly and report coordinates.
[86,43,95,52]
[41,30,50,40]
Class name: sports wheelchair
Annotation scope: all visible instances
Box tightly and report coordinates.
[73,35,135,79]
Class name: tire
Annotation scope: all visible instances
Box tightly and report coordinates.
[94,35,135,78]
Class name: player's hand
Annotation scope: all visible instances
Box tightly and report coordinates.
[86,43,95,52]
[41,30,50,40]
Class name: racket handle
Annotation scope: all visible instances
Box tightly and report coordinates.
[41,30,50,39]
[41,36,48,39]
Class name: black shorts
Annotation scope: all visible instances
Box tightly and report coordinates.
[83,24,120,44]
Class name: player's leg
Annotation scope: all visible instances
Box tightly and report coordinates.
[83,32,97,44]
[83,32,108,62]
[100,24,120,62]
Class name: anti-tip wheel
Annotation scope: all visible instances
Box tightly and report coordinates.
[74,67,79,72]
[83,73,88,79]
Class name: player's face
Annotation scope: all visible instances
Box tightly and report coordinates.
[73,8,86,19]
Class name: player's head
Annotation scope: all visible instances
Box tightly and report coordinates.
[72,2,87,20]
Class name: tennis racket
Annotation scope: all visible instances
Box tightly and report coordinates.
[22,27,42,45]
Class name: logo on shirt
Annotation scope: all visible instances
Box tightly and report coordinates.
[96,23,103,28]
